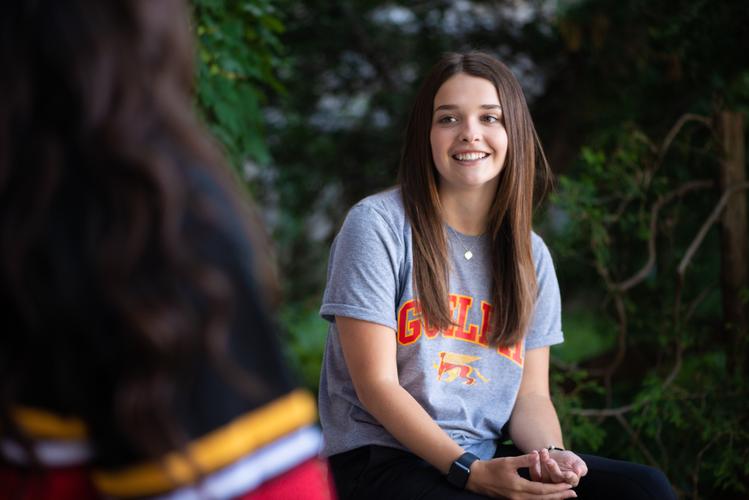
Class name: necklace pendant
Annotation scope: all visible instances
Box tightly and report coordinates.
[464,250,473,260]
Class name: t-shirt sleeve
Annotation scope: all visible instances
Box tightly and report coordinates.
[525,235,564,350]
[320,205,402,331]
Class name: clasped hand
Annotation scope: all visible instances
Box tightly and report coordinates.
[530,448,588,487]
[466,449,587,499]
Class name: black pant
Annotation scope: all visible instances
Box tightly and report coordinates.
[329,444,676,500]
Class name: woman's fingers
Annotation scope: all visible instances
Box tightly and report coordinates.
[533,491,578,500]
[556,451,588,478]
[543,456,571,483]
[508,450,540,469]
[475,455,579,499]
[539,449,582,486]
[515,476,575,496]
[527,451,544,482]
[574,458,588,478]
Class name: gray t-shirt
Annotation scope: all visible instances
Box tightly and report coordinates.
[318,188,563,459]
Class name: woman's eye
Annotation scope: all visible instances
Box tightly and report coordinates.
[482,114,500,123]
[437,115,457,124]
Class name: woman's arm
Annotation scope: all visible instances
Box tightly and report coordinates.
[336,316,464,473]
[337,316,577,499]
[508,347,587,486]
[508,347,564,452]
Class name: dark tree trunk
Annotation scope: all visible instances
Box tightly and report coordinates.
[717,111,748,375]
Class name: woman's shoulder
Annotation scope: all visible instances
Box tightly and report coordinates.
[344,186,408,238]
[530,230,547,250]
[530,231,555,267]
[353,186,404,216]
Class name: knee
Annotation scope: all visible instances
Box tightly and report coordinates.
[635,465,676,500]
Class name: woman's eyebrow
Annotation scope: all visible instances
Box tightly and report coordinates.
[433,104,502,112]
[434,104,459,112]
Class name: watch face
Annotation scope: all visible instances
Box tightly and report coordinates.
[447,464,469,488]
[447,452,479,489]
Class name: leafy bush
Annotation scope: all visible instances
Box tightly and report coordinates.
[192,0,285,168]
[546,116,749,498]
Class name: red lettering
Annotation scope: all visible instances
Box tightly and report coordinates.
[497,341,524,366]
[454,295,478,342]
[397,295,509,356]
[397,300,421,344]
[512,343,524,365]
[424,320,440,339]
[478,301,492,346]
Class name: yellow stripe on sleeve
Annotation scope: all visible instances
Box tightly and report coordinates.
[12,407,88,440]
[92,389,317,497]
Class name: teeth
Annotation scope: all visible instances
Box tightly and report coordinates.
[454,152,488,161]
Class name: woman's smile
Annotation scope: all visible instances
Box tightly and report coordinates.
[451,150,491,163]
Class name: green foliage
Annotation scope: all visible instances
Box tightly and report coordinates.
[547,109,747,497]
[279,300,329,391]
[551,369,607,452]
[191,0,285,168]
[540,6,749,494]
[553,309,616,364]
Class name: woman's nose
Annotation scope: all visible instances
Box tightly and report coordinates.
[460,121,480,142]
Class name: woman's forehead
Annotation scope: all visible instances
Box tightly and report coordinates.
[433,73,500,109]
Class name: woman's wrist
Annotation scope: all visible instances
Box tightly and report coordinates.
[446,452,480,489]
[464,459,487,494]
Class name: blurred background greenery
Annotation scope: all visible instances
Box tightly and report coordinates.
[190,0,749,497]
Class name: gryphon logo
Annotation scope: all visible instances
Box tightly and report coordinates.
[433,351,489,385]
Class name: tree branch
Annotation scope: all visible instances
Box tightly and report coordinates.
[615,414,662,469]
[586,236,628,382]
[600,294,628,385]
[610,114,712,223]
[570,403,636,417]
[612,180,714,292]
[677,181,749,277]
[570,341,682,418]
[691,433,722,499]
[657,114,712,164]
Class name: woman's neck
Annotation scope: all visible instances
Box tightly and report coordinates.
[438,184,495,235]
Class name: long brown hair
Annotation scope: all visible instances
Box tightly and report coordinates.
[0,0,272,460]
[398,51,551,347]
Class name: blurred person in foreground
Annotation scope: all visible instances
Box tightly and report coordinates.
[0,1,333,499]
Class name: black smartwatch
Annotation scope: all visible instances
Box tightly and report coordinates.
[447,452,480,489]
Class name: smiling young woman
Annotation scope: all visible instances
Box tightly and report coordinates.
[317,51,677,500]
